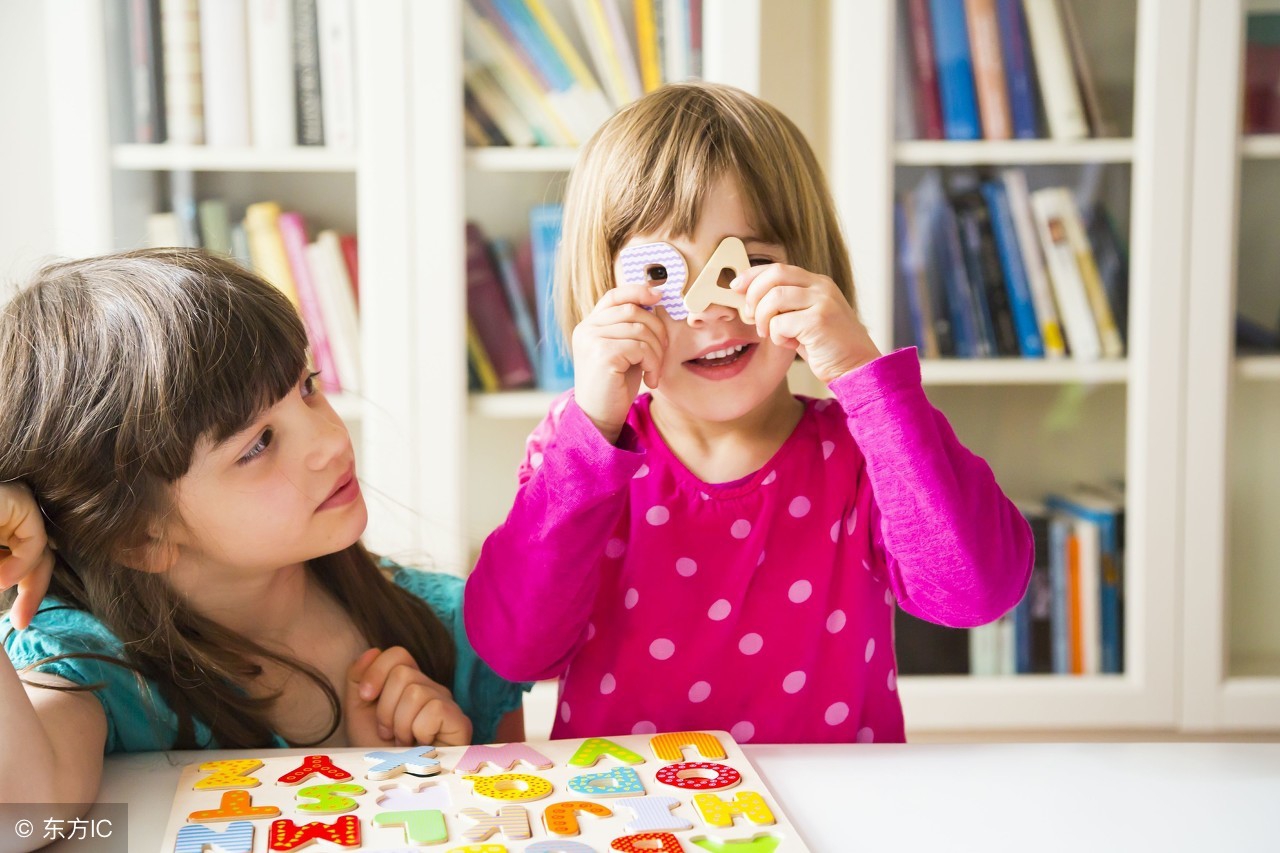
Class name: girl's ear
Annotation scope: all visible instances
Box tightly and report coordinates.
[119,522,182,574]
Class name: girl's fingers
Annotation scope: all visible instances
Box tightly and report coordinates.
[753,285,813,341]
[421,700,473,746]
[3,549,53,631]
[594,283,663,311]
[763,308,808,350]
[356,646,417,702]
[586,303,669,348]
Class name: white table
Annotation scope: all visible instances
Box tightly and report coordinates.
[58,742,1280,851]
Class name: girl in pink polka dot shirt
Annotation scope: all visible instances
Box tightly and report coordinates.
[464,83,1034,744]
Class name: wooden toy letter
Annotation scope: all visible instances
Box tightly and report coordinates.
[610,832,685,853]
[693,791,776,827]
[174,821,254,853]
[276,754,352,786]
[186,790,280,822]
[268,815,360,851]
[617,795,694,832]
[458,806,532,842]
[194,759,264,790]
[681,237,751,319]
[372,809,448,845]
[454,743,554,773]
[568,737,646,767]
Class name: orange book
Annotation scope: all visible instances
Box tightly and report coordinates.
[964,0,1012,139]
[1067,528,1083,675]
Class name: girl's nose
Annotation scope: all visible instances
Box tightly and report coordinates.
[685,299,738,326]
[306,408,352,471]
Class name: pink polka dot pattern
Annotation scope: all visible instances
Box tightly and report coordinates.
[822,441,835,460]
[757,551,766,566]
[738,633,763,655]
[789,496,811,518]
[825,702,850,726]
[646,505,670,526]
[531,452,545,469]
[826,610,847,633]
[865,638,876,662]
[649,639,675,660]
[633,464,650,479]
[788,580,812,603]
[846,509,858,536]
[885,589,895,606]
[830,520,840,542]
[676,558,697,577]
[887,669,897,692]
[688,681,711,703]
[762,470,777,485]
[730,519,751,539]
[815,398,832,411]
[605,539,626,559]
[730,721,755,743]
[707,600,732,621]
[586,623,597,641]
[600,674,616,695]
[624,588,639,609]
[632,721,657,735]
[782,671,806,694]
[856,727,875,743]
[561,702,572,723]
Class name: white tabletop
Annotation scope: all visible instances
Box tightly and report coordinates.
[61,742,1280,852]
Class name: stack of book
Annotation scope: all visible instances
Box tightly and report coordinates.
[1244,12,1280,135]
[898,0,1113,141]
[897,482,1126,677]
[112,0,355,148]
[466,204,574,394]
[463,0,704,148]
[894,166,1127,360]
[147,198,361,396]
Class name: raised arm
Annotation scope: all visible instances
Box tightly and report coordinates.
[464,394,643,682]
[831,348,1034,627]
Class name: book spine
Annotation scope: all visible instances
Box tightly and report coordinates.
[927,0,982,140]
[1048,515,1070,674]
[603,0,645,101]
[967,192,1021,355]
[338,233,360,301]
[492,237,543,383]
[522,0,615,138]
[159,0,204,144]
[199,0,251,148]
[1056,189,1124,358]
[662,0,689,82]
[981,181,1045,356]
[243,201,302,307]
[466,223,537,389]
[954,200,1000,357]
[906,0,946,140]
[1002,168,1066,357]
[278,211,341,392]
[634,0,662,92]
[1021,0,1088,139]
[894,2,920,141]
[530,204,575,391]
[309,231,363,395]
[466,64,539,147]
[937,202,982,358]
[316,0,357,150]
[1058,0,1111,136]
[467,320,502,393]
[293,0,325,146]
[1030,187,1101,360]
[996,0,1039,138]
[127,0,167,143]
[197,198,233,256]
[247,0,296,149]
[964,0,1012,139]
[1087,207,1129,348]
[689,0,702,78]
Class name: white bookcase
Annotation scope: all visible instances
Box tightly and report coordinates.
[828,0,1196,732]
[1183,0,1280,731]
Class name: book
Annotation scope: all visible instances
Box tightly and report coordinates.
[936,198,987,358]
[995,0,1039,138]
[1030,186,1101,360]
[634,0,662,92]
[906,0,945,140]
[688,0,703,77]
[466,319,502,392]
[198,0,251,147]
[307,230,362,395]
[465,62,539,147]
[243,201,302,307]
[1021,0,1088,139]
[229,222,252,268]
[105,0,136,145]
[125,0,166,143]
[491,236,543,381]
[980,179,1045,357]
[278,211,342,393]
[953,185,1020,356]
[914,171,955,356]
[895,2,920,141]
[964,0,1011,139]
[466,222,536,389]
[1087,204,1130,349]
[895,197,938,355]
[1245,13,1280,134]
[338,233,359,302]
[928,0,982,140]
[247,0,297,149]
[662,0,691,83]
[197,199,233,256]
[1047,513,1070,673]
[145,211,184,248]
[464,95,506,146]
[1055,189,1124,358]
[1048,486,1125,674]
[530,203,574,391]
[170,169,201,248]
[1001,168,1066,357]
[159,0,205,144]
[1058,0,1113,137]
[317,0,357,150]
[293,0,325,146]
[893,201,918,349]
[573,0,642,108]
[1013,503,1054,674]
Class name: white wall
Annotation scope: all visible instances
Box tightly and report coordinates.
[0,4,55,289]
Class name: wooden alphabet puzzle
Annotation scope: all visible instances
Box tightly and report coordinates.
[161,730,810,851]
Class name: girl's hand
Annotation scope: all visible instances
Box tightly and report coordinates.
[0,483,55,630]
[571,284,669,443]
[344,647,472,748]
[732,264,883,384]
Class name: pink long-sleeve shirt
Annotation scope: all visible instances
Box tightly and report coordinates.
[465,348,1033,743]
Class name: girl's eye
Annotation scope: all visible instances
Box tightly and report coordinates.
[302,371,321,397]
[645,264,668,282]
[238,428,273,465]
[749,257,772,267]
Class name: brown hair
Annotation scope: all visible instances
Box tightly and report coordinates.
[0,248,456,749]
[557,81,855,340]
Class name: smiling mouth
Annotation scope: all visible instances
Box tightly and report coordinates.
[686,343,753,367]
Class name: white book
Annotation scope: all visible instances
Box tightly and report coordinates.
[199,0,251,147]
[247,0,296,150]
[465,63,538,147]
[1056,190,1124,358]
[306,232,362,395]
[160,0,204,144]
[1074,517,1101,676]
[1021,0,1088,140]
[602,0,644,102]
[662,0,690,82]
[1030,186,1101,360]
[146,211,184,248]
[572,0,629,109]
[316,0,356,150]
[1002,169,1067,358]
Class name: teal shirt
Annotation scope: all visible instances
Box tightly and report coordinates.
[1,567,529,752]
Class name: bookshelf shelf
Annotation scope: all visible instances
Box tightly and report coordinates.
[468,390,557,419]
[111,145,359,173]
[894,139,1136,166]
[465,147,579,173]
[1237,355,1280,380]
[920,358,1129,385]
[1241,135,1280,159]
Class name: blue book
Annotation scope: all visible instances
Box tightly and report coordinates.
[928,0,981,140]
[491,237,541,384]
[953,201,1000,357]
[530,203,574,391]
[936,202,982,358]
[1047,489,1124,674]
[995,0,1040,138]
[894,199,929,351]
[981,180,1045,356]
[491,0,571,92]
[1048,515,1071,674]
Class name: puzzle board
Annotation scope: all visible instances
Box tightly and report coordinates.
[160,730,811,851]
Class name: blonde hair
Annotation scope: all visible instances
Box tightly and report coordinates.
[557,81,855,341]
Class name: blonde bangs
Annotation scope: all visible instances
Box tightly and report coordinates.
[557,82,855,343]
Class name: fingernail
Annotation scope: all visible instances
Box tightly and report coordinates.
[360,684,375,701]
[378,725,392,740]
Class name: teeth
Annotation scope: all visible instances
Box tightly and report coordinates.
[700,344,746,361]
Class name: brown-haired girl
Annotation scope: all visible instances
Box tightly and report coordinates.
[465,82,1032,744]
[0,249,526,810]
